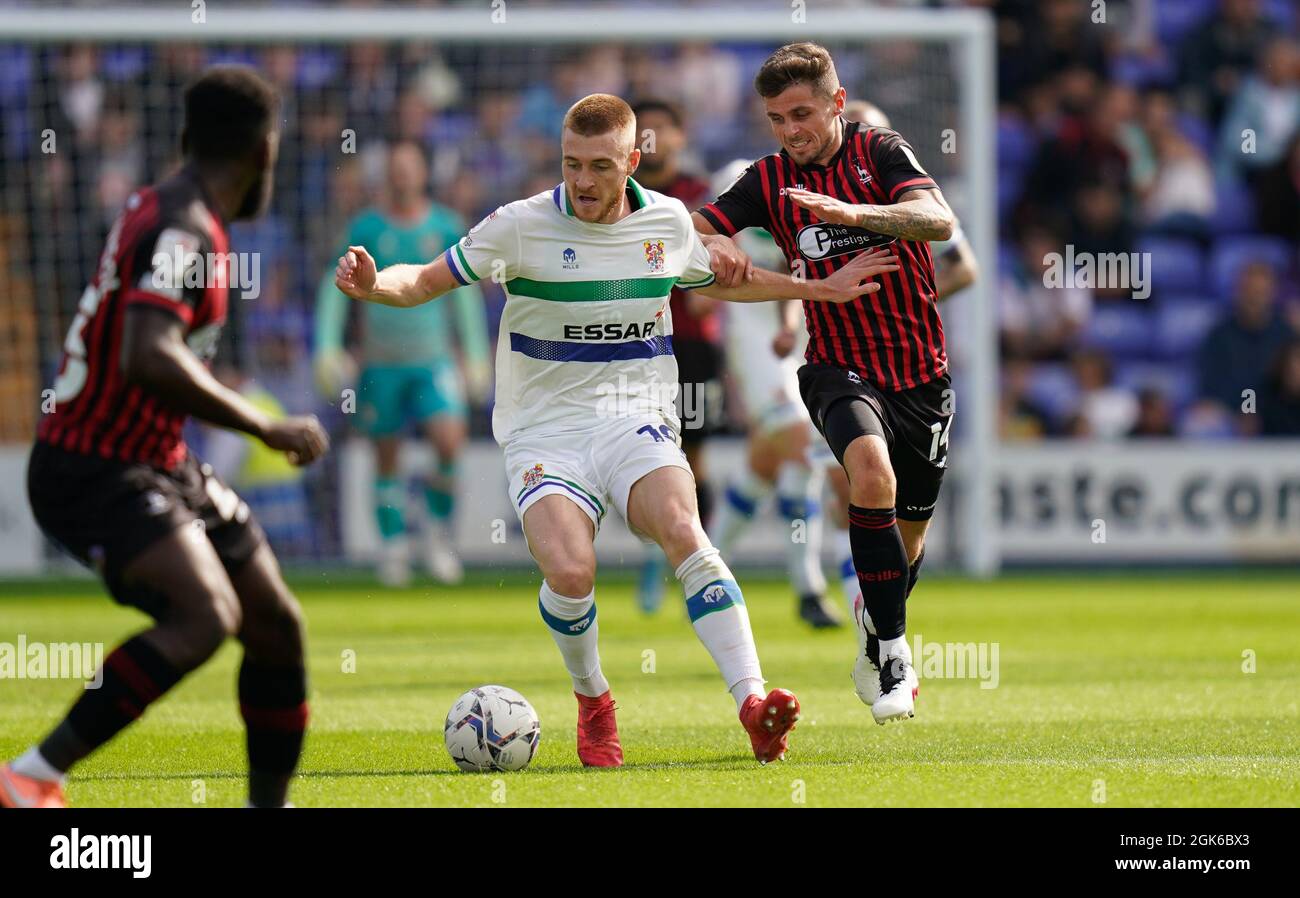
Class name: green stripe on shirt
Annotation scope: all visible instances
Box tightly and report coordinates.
[505,276,678,302]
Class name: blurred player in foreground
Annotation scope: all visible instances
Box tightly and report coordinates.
[695,44,959,725]
[334,94,899,765]
[315,140,490,586]
[5,67,327,809]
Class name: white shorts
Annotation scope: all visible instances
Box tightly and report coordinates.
[503,417,694,542]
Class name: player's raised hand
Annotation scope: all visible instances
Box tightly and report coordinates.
[261,415,330,466]
[809,248,900,304]
[703,234,753,287]
[335,245,378,300]
[784,188,860,227]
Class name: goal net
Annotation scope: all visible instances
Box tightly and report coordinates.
[0,4,997,575]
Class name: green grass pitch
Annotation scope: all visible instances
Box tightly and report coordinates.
[1,571,1297,807]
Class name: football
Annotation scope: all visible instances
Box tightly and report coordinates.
[443,685,541,772]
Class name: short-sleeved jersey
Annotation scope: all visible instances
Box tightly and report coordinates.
[698,119,947,392]
[325,204,487,367]
[444,179,716,444]
[38,168,230,470]
[656,172,721,345]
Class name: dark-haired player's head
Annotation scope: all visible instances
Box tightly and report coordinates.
[180,65,279,220]
[753,42,846,167]
[632,99,685,178]
[561,93,640,224]
[387,140,430,207]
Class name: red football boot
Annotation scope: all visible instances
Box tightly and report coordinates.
[0,763,67,808]
[740,688,801,764]
[575,691,623,767]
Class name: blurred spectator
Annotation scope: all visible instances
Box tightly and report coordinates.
[1136,88,1215,235]
[1128,387,1177,438]
[998,359,1052,440]
[1217,36,1300,184]
[1000,224,1092,360]
[1070,349,1138,439]
[1257,339,1300,435]
[1178,0,1279,125]
[1195,261,1297,426]
[1255,132,1300,240]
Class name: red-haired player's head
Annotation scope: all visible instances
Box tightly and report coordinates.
[561,93,641,224]
[180,64,280,220]
[753,42,847,168]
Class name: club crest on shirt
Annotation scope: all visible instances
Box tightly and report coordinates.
[643,240,665,273]
[523,463,544,489]
[854,160,872,185]
[562,247,579,270]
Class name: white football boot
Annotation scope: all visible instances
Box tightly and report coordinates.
[851,593,880,706]
[872,649,919,725]
[377,538,411,588]
[422,528,464,585]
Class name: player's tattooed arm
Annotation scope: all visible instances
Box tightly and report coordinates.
[695,248,898,304]
[121,307,328,465]
[334,245,460,307]
[785,187,956,242]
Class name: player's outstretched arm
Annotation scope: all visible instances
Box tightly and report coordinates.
[334,245,461,308]
[121,307,328,465]
[785,186,955,243]
[694,248,899,305]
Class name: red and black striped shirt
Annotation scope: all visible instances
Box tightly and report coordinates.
[38,168,230,470]
[698,119,947,392]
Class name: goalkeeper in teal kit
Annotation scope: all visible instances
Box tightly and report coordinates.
[315,141,490,586]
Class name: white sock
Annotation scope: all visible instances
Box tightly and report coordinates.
[834,526,858,616]
[538,581,609,698]
[775,461,827,597]
[709,467,772,553]
[879,634,911,663]
[12,746,65,784]
[676,545,765,710]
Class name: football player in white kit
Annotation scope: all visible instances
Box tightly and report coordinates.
[333,94,899,766]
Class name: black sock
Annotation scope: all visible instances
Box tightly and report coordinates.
[847,505,909,640]
[907,547,926,599]
[695,480,715,532]
[238,660,308,808]
[42,633,184,771]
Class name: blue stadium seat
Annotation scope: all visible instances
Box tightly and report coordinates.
[1022,362,1078,423]
[1213,180,1257,235]
[997,115,1037,172]
[1081,304,1157,358]
[1153,295,1221,359]
[1138,236,1204,295]
[1114,360,1199,411]
[1210,235,1295,299]
[1154,0,1216,45]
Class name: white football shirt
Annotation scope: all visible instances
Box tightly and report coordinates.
[445,179,716,444]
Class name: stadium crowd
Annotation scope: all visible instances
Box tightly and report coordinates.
[1,0,1298,463]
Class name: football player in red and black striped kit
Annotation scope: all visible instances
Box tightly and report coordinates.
[2,67,328,808]
[694,43,958,725]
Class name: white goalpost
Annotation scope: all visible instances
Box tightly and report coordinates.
[0,4,999,577]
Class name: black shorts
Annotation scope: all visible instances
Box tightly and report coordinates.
[673,338,726,447]
[27,441,265,615]
[798,363,953,521]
